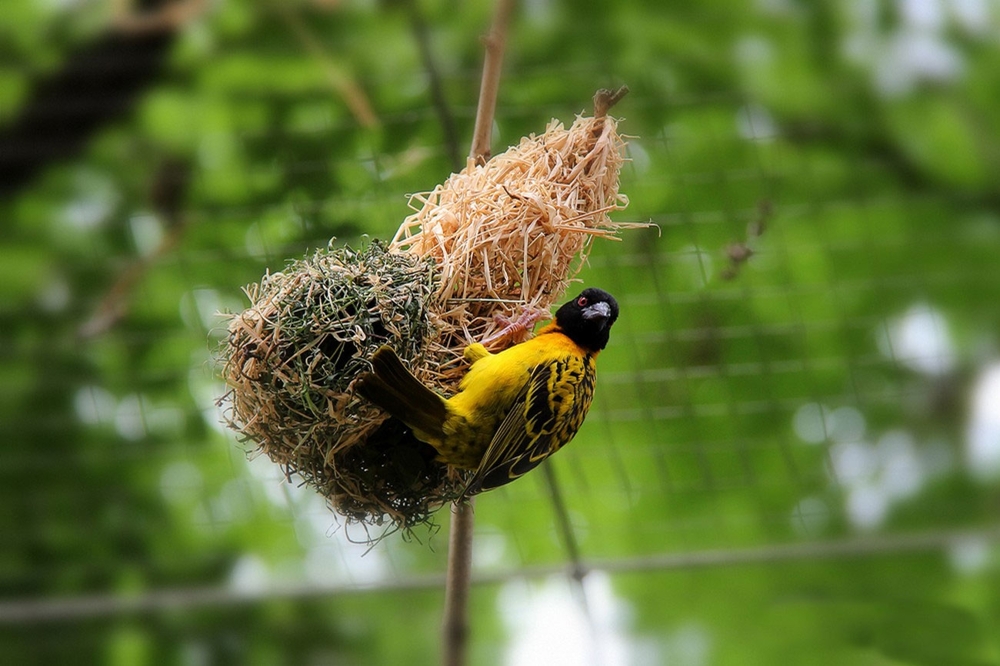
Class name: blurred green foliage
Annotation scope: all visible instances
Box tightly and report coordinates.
[1,0,999,664]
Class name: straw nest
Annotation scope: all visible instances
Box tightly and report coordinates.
[219,241,452,530]
[220,91,641,537]
[394,107,635,387]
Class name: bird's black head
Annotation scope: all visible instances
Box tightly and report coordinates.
[554,288,619,352]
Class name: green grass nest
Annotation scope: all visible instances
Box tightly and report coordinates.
[219,240,462,534]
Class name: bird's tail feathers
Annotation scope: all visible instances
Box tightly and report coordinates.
[355,346,447,440]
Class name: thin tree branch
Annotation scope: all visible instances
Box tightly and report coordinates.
[277,5,379,129]
[407,0,462,171]
[542,462,586,582]
[112,0,208,34]
[442,3,517,664]
[467,0,516,165]
[443,498,476,666]
[541,462,600,649]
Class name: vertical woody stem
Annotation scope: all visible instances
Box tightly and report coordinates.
[442,498,476,666]
[467,0,515,165]
[442,1,516,664]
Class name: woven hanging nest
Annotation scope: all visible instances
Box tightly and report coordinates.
[394,104,635,388]
[219,241,452,530]
[220,90,642,537]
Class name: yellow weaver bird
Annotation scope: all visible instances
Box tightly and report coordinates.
[354,288,619,495]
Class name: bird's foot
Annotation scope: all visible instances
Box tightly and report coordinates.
[480,307,550,348]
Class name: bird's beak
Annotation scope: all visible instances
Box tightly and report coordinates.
[582,301,611,323]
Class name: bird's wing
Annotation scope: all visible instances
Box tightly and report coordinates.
[354,346,447,440]
[463,355,590,495]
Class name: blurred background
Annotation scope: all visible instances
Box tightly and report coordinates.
[2,0,1000,664]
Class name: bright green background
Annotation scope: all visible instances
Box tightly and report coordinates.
[2,1,999,664]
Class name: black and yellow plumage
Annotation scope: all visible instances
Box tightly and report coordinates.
[354,288,619,495]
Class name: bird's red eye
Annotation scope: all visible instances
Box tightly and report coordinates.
[577,296,588,307]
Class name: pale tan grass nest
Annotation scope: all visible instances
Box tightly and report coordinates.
[393,111,641,388]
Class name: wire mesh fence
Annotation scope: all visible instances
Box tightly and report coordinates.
[2,1,999,664]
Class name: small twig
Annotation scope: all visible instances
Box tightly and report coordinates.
[542,462,604,659]
[468,0,516,165]
[593,85,629,119]
[277,6,379,129]
[406,0,462,171]
[542,462,587,581]
[720,199,773,281]
[112,0,208,34]
[78,158,192,339]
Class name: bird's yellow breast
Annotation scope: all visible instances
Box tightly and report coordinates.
[430,329,595,468]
